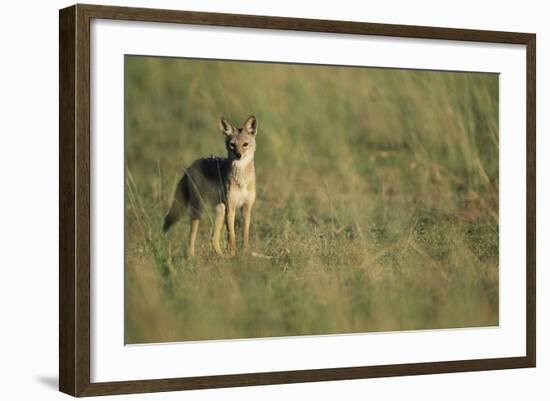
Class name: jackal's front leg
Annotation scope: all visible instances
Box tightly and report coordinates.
[226,205,237,256]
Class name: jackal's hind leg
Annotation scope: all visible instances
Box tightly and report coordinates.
[242,203,253,254]
[226,205,237,256]
[212,204,225,255]
[188,219,199,258]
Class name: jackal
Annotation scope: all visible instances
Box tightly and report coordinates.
[163,115,258,257]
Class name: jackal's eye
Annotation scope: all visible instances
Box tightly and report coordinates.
[229,142,235,148]
[243,142,249,147]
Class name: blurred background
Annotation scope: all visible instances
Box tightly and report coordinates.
[124,56,499,343]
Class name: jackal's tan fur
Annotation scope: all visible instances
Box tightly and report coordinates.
[163,115,258,256]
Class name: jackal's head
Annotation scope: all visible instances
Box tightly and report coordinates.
[219,115,257,164]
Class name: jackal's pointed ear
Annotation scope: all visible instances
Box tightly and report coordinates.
[243,115,257,135]
[219,117,235,137]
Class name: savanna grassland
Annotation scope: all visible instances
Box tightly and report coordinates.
[124,56,499,344]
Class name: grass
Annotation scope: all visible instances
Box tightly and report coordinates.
[124,56,499,344]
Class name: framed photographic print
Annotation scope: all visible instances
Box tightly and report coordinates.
[59,3,536,397]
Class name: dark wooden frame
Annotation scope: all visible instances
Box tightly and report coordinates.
[59,3,536,397]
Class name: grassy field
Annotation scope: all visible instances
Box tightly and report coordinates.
[124,56,499,344]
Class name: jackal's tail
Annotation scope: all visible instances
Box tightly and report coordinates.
[163,174,191,233]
